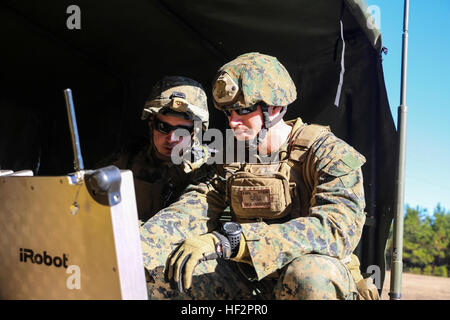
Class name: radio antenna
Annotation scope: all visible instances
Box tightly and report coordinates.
[64,88,85,172]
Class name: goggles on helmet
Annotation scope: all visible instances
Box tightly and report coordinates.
[142,91,208,124]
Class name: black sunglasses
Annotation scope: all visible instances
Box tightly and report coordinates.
[153,118,194,135]
[223,104,258,117]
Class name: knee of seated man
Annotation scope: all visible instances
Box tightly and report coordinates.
[275,254,357,300]
[146,259,254,300]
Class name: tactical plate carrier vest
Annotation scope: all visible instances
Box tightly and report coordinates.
[225,118,330,223]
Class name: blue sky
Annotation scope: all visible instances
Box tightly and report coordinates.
[366,0,450,215]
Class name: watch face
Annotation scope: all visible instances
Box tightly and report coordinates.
[224,222,241,235]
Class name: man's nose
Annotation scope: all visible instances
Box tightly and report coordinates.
[228,111,243,127]
[166,130,183,144]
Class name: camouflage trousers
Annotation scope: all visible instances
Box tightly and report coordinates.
[145,254,359,300]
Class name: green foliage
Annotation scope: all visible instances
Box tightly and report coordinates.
[409,267,422,275]
[386,204,450,277]
[433,265,448,277]
[423,265,433,275]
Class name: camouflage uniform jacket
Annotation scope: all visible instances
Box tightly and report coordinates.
[141,118,367,280]
[99,138,212,222]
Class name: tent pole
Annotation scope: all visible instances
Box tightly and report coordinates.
[389,0,409,300]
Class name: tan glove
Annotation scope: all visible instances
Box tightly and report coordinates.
[356,278,380,300]
[166,233,221,292]
[231,235,252,265]
[346,254,380,300]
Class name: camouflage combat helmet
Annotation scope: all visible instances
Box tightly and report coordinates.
[212,52,297,129]
[142,76,209,130]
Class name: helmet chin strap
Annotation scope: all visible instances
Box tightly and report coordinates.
[244,105,287,151]
[261,104,287,129]
[244,128,267,152]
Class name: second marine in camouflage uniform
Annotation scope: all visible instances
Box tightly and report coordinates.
[98,76,212,222]
[141,53,379,299]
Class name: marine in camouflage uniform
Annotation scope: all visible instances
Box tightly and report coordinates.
[140,53,379,300]
[99,76,212,223]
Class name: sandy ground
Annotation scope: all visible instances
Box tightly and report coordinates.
[381,270,450,300]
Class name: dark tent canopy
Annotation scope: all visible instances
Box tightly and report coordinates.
[0,0,397,291]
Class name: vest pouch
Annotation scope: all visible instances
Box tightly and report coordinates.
[227,162,293,220]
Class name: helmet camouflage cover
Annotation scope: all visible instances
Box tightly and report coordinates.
[142,76,209,130]
[212,52,297,111]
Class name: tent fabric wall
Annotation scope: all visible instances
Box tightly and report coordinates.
[0,0,396,292]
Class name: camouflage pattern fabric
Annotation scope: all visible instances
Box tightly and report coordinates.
[144,261,255,300]
[140,117,368,300]
[212,52,297,110]
[273,254,358,300]
[239,119,367,280]
[144,255,358,300]
[97,137,213,223]
[96,75,211,223]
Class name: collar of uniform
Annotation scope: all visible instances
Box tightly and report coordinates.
[267,117,304,162]
[145,143,173,167]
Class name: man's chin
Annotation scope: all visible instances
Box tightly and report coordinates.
[234,136,247,141]
[155,147,173,159]
[234,133,255,141]
[232,128,257,141]
[163,149,174,157]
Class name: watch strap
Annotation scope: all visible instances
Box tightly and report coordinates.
[212,231,232,260]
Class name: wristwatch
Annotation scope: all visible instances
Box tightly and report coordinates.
[222,222,242,258]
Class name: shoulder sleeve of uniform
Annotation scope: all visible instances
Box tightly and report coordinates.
[140,177,226,271]
[312,133,366,177]
[288,124,330,160]
[94,151,129,169]
[94,138,148,169]
[240,132,367,280]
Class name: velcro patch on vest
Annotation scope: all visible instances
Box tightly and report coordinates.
[241,188,271,208]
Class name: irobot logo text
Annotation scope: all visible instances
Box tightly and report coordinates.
[19,248,69,268]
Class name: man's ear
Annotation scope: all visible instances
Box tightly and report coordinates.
[269,106,283,118]
[148,115,155,128]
